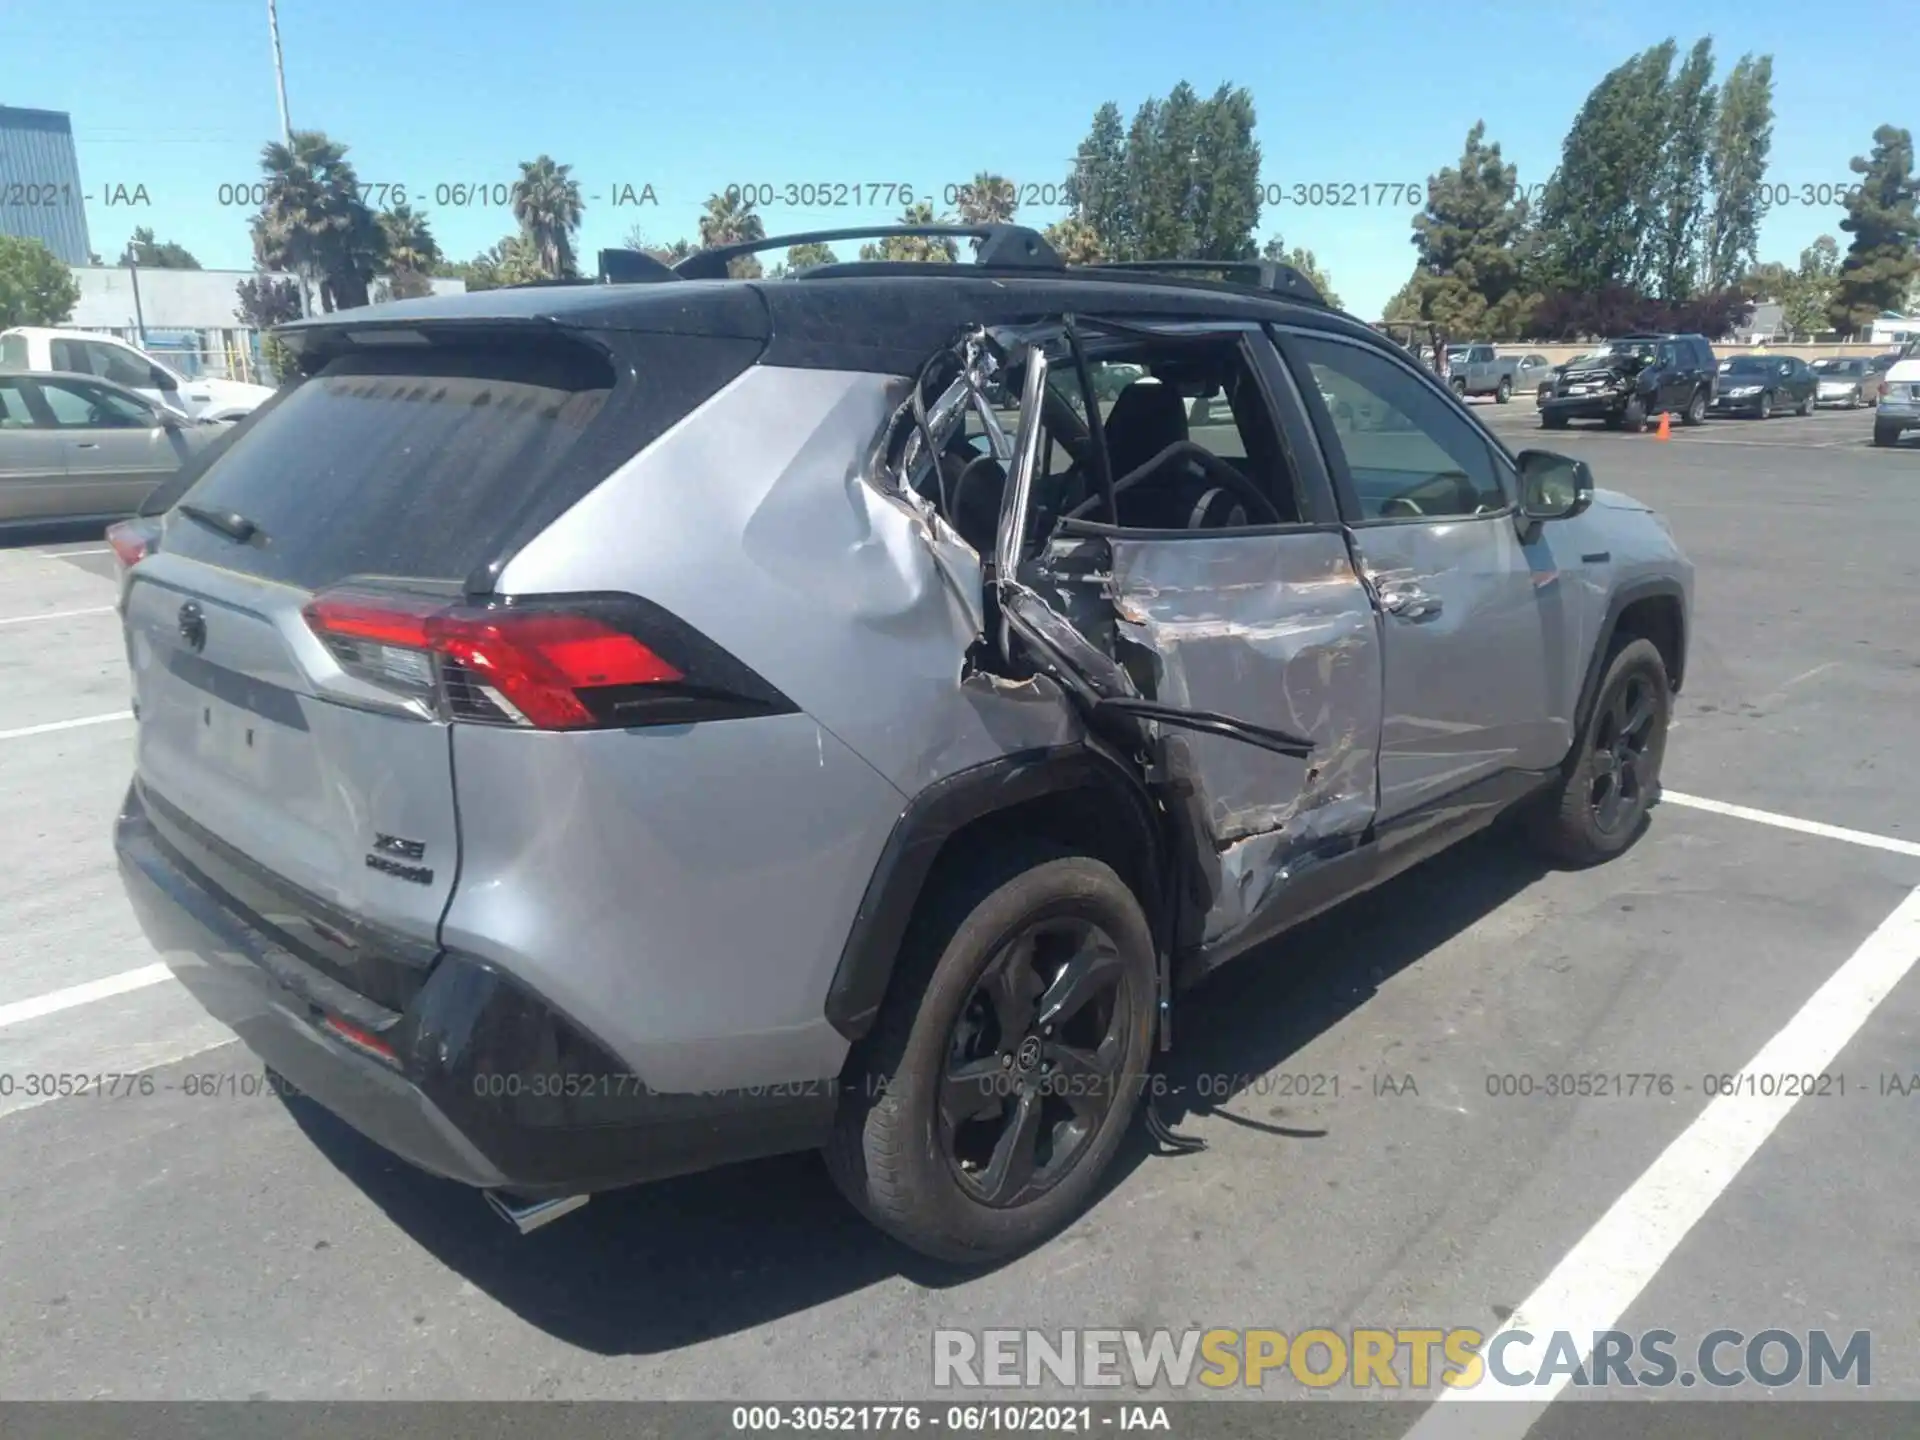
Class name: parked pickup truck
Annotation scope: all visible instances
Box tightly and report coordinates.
[1445,344,1520,402]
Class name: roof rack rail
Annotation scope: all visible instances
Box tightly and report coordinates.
[597,248,683,284]
[1082,259,1326,307]
[671,223,1063,280]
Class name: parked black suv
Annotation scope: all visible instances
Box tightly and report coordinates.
[1540,334,1717,432]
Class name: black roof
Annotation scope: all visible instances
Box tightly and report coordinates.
[276,224,1371,376]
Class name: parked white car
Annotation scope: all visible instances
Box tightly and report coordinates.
[0,327,274,422]
[1874,355,1920,448]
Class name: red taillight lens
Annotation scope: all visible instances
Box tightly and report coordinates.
[106,518,155,571]
[302,589,703,731]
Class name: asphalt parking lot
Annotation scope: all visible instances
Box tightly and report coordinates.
[1,399,1916,1432]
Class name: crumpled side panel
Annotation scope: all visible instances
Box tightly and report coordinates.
[1106,532,1383,946]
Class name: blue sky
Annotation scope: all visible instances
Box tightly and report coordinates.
[2,0,1906,318]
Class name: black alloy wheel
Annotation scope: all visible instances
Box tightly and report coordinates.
[1588,670,1660,837]
[939,916,1126,1207]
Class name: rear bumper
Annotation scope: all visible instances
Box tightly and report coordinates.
[115,781,837,1198]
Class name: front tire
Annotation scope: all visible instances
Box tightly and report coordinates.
[1756,391,1773,420]
[1529,638,1671,865]
[1541,410,1569,429]
[825,841,1156,1265]
[1875,420,1900,447]
[1620,395,1648,433]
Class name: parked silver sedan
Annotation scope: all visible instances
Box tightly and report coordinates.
[1503,352,1554,396]
[0,370,227,527]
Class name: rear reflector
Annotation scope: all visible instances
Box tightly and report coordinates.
[106,518,156,571]
[301,587,789,732]
[322,1014,400,1065]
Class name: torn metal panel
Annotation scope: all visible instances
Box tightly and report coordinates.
[1104,532,1384,947]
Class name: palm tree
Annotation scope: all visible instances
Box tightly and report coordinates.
[697,191,767,278]
[510,156,584,279]
[622,226,697,266]
[858,202,958,263]
[956,172,1017,226]
[1042,217,1105,266]
[378,202,441,298]
[252,130,385,311]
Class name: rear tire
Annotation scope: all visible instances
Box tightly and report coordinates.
[1875,420,1900,447]
[1496,377,1513,404]
[1682,387,1707,426]
[1451,377,1468,399]
[1529,638,1671,866]
[825,841,1156,1265]
[1797,391,1814,416]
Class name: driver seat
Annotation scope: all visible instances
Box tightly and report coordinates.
[1101,380,1202,529]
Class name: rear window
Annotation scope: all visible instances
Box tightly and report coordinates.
[155,331,761,592]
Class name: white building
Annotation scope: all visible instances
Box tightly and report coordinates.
[64,265,467,383]
[1869,312,1920,346]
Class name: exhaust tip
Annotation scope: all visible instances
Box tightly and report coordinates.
[484,1189,590,1235]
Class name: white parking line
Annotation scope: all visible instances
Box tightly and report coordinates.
[0,963,174,1030]
[0,710,133,743]
[42,547,111,558]
[0,606,116,627]
[1664,791,1920,860]
[1403,884,1920,1436]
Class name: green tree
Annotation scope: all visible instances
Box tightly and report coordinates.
[785,242,838,270]
[1137,84,1203,260]
[1702,54,1774,290]
[1647,37,1716,300]
[1190,84,1262,261]
[620,226,696,265]
[251,130,386,311]
[859,202,958,262]
[0,234,80,326]
[1829,125,1920,335]
[510,155,584,279]
[1043,217,1105,266]
[1534,42,1678,294]
[1393,122,1533,339]
[233,273,302,381]
[1770,236,1841,337]
[377,202,442,299]
[1262,235,1340,310]
[121,226,201,269]
[697,190,766,277]
[1118,98,1163,263]
[1064,102,1129,259]
[455,235,546,292]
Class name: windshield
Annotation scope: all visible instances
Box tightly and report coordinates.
[1812,359,1861,374]
[1601,340,1658,361]
[1720,357,1769,374]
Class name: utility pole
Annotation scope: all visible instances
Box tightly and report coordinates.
[266,0,311,318]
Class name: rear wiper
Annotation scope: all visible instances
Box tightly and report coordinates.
[176,503,263,545]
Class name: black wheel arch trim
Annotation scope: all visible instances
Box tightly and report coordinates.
[1572,576,1688,746]
[825,744,1166,1043]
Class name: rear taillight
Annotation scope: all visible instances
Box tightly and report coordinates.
[106,518,157,571]
[301,588,793,731]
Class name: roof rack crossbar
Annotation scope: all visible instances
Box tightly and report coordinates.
[670,223,1063,279]
[1083,259,1326,306]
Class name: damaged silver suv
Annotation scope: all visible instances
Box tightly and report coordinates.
[111,225,1693,1264]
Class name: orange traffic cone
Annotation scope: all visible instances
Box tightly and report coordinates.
[1654,412,1671,441]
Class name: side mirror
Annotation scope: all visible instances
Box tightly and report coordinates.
[1515,449,1593,522]
[155,409,185,430]
[150,366,180,392]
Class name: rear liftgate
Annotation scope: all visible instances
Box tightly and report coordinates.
[886,321,1383,1062]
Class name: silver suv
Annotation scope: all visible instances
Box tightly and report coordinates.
[112,228,1693,1264]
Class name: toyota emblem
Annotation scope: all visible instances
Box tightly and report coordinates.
[177,601,207,652]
